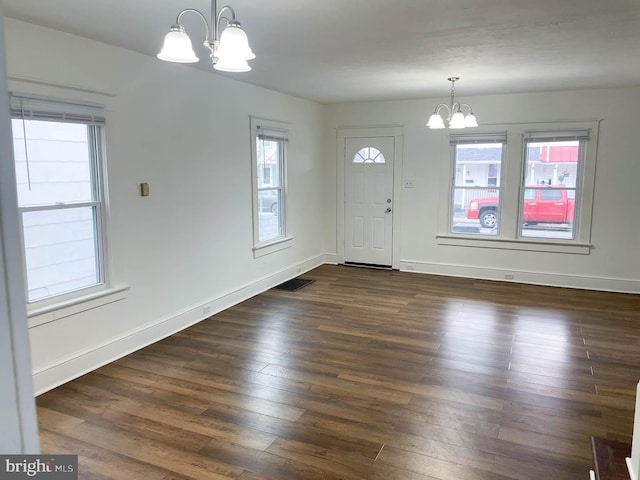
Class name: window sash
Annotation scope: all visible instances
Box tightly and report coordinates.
[250,117,290,250]
[11,96,107,304]
[450,137,506,235]
[20,204,104,302]
[518,136,586,241]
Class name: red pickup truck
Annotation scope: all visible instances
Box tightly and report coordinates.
[467,187,575,229]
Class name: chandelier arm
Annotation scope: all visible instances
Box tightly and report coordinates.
[216,5,238,39]
[176,8,211,45]
[459,103,474,113]
[434,103,451,116]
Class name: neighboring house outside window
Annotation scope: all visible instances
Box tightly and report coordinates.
[250,116,292,257]
[10,93,109,304]
[440,122,598,254]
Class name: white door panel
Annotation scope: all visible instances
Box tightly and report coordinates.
[352,217,364,248]
[345,137,394,266]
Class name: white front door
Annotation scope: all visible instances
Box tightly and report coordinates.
[344,136,394,267]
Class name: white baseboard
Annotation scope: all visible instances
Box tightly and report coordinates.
[33,254,639,394]
[627,457,637,480]
[398,259,640,294]
[33,254,324,395]
[323,253,340,265]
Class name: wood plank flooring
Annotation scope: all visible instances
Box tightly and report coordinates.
[36,265,640,479]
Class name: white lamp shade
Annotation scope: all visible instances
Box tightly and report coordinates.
[216,23,255,61]
[449,111,466,129]
[158,26,199,63]
[214,56,251,72]
[427,113,446,129]
[464,113,478,127]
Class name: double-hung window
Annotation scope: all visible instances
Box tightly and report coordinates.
[10,93,108,304]
[450,133,506,235]
[520,130,589,240]
[250,117,290,256]
[440,122,598,253]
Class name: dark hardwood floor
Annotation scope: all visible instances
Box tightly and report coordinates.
[36,265,640,479]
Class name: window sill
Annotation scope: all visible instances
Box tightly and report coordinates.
[436,234,592,254]
[253,236,295,258]
[27,285,130,328]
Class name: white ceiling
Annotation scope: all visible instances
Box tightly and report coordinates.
[3,0,640,104]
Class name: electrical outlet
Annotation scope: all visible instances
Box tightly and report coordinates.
[404,179,414,188]
[203,305,212,315]
[504,273,514,280]
[406,264,414,271]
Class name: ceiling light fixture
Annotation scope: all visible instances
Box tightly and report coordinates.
[427,77,478,129]
[158,0,255,72]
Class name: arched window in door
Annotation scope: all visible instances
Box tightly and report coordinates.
[352,147,386,164]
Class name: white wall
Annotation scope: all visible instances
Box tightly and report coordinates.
[324,87,640,292]
[4,18,327,394]
[5,16,640,396]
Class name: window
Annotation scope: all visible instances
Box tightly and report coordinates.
[449,133,506,235]
[250,117,291,254]
[439,122,598,253]
[520,131,588,240]
[10,93,108,303]
[353,147,385,164]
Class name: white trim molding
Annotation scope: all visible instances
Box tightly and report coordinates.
[399,259,640,293]
[32,254,324,395]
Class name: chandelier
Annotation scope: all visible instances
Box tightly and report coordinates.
[158,0,255,72]
[427,77,478,129]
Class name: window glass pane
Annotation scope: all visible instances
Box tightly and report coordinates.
[258,189,282,242]
[12,119,92,207]
[452,188,500,235]
[253,120,288,248]
[540,189,562,201]
[257,138,281,189]
[353,147,385,164]
[521,140,579,240]
[452,142,503,235]
[454,143,502,187]
[22,206,99,302]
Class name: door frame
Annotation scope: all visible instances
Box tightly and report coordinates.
[337,126,403,269]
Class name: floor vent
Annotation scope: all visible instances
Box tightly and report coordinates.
[273,278,315,292]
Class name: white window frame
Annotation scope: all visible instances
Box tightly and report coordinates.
[10,93,119,318]
[519,129,589,241]
[449,132,507,236]
[437,121,599,254]
[250,116,293,257]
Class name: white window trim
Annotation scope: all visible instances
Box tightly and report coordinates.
[436,121,600,254]
[27,285,130,328]
[250,116,293,257]
[10,92,114,304]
